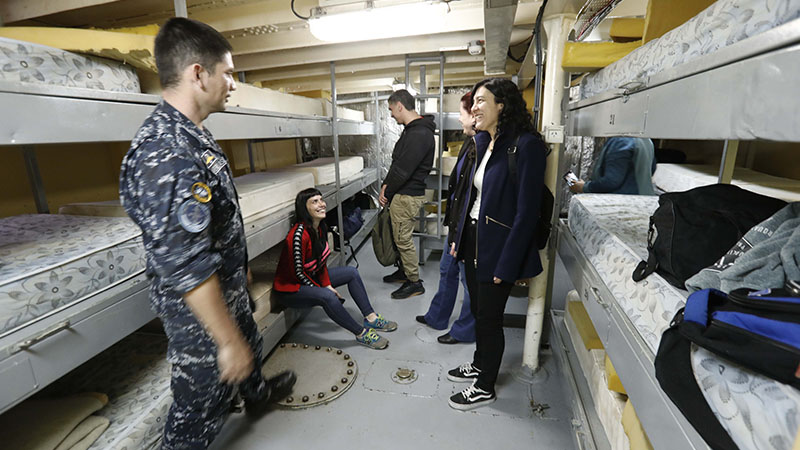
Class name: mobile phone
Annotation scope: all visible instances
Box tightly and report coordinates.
[563,170,579,186]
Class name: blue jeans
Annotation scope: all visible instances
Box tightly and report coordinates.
[277,266,374,335]
[422,240,476,342]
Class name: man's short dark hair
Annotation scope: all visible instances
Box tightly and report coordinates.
[155,17,233,89]
[388,89,416,111]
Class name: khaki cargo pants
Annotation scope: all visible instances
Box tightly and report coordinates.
[389,194,425,282]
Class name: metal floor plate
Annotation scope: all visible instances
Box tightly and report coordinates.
[260,343,358,408]
[362,358,442,398]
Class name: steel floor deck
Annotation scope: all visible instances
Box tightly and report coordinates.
[211,239,577,449]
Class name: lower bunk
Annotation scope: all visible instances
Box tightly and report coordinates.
[557,193,800,450]
[0,245,299,449]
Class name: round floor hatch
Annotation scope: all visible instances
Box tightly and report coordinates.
[260,343,358,408]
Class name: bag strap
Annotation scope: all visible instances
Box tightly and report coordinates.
[508,135,520,186]
[632,216,658,281]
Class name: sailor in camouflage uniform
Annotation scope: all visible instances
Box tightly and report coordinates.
[119,18,295,449]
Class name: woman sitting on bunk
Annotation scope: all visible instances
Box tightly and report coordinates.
[569,136,656,195]
[273,188,397,349]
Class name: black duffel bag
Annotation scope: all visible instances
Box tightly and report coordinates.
[632,184,786,289]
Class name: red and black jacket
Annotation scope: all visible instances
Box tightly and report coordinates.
[274,222,331,292]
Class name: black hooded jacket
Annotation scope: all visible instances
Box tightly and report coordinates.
[383,115,436,198]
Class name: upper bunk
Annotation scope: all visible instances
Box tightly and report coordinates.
[567,0,800,141]
[0,80,375,145]
[0,35,375,146]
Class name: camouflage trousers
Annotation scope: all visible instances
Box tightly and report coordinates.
[161,311,266,449]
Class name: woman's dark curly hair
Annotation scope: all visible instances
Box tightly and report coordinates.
[294,187,327,262]
[471,78,539,137]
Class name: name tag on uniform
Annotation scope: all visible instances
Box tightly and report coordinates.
[201,149,227,175]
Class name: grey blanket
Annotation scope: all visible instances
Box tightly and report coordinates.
[686,202,800,293]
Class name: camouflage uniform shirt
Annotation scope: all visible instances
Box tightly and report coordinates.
[120,100,251,366]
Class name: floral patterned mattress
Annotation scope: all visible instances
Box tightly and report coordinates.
[580,0,800,100]
[47,332,171,450]
[0,214,146,336]
[0,36,141,93]
[653,164,800,202]
[567,194,800,450]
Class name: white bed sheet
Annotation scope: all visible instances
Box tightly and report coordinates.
[653,164,800,202]
[0,214,145,336]
[60,171,316,224]
[281,156,364,185]
[567,193,800,449]
[580,0,800,100]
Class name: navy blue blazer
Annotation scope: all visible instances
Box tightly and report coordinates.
[453,129,547,283]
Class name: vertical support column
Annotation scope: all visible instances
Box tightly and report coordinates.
[247,141,256,173]
[521,14,572,374]
[331,61,345,266]
[718,140,739,184]
[237,72,246,83]
[417,64,427,264]
[22,146,49,214]
[173,0,188,18]
[437,53,445,238]
[418,65,426,113]
[404,55,410,91]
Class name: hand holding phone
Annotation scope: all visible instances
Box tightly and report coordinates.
[563,170,579,187]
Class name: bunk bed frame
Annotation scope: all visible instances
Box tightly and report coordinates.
[0,80,377,415]
[555,10,800,450]
[568,19,800,141]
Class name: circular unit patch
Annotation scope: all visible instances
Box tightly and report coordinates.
[177,199,211,233]
[261,343,357,408]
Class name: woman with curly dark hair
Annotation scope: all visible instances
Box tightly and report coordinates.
[446,78,547,410]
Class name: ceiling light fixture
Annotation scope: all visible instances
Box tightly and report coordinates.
[309,1,451,43]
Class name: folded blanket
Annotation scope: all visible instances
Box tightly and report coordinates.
[0,393,109,450]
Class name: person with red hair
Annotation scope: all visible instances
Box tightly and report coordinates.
[416,92,477,345]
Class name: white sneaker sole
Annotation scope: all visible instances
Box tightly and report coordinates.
[448,396,496,411]
[446,374,478,383]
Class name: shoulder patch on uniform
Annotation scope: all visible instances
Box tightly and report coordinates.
[178,199,211,233]
[191,182,212,203]
[201,149,227,175]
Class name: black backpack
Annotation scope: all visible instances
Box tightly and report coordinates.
[632,184,786,289]
[507,135,553,250]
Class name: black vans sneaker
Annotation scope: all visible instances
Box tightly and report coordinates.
[447,362,481,382]
[448,383,496,411]
[391,280,424,299]
[382,268,408,284]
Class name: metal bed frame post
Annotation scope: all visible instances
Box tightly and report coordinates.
[173,0,188,18]
[330,61,346,266]
[718,139,739,184]
[21,145,49,214]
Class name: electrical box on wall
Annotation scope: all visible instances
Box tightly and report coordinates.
[544,125,565,144]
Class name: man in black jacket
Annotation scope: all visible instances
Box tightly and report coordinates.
[378,89,435,299]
